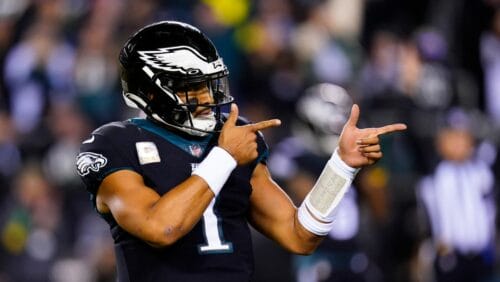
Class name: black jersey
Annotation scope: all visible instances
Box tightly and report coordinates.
[77,117,269,282]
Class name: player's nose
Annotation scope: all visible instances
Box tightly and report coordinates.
[195,88,213,105]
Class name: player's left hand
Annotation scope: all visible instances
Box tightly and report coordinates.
[337,104,407,168]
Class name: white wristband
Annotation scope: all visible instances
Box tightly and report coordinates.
[299,148,360,231]
[298,202,334,236]
[330,148,360,179]
[192,146,237,195]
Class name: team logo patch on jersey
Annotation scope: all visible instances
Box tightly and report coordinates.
[76,152,108,176]
[136,142,161,165]
[189,144,203,157]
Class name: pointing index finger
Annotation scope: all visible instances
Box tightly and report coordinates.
[375,123,407,136]
[250,119,282,131]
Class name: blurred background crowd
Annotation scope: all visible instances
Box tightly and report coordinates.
[0,0,499,281]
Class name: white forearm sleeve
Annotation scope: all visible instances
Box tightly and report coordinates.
[192,146,237,196]
[298,148,360,235]
[298,201,335,236]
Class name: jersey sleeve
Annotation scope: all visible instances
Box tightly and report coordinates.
[255,130,269,165]
[76,123,140,196]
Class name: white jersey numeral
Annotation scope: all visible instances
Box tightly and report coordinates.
[198,198,233,254]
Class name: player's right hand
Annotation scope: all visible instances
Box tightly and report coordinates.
[218,103,281,165]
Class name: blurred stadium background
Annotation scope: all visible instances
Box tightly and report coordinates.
[0,0,499,281]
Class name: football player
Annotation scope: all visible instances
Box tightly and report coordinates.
[76,21,406,281]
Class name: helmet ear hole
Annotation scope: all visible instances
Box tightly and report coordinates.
[171,108,189,124]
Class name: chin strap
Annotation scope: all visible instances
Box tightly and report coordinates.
[181,114,217,135]
[124,90,219,137]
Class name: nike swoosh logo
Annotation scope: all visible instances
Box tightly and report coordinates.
[82,135,95,144]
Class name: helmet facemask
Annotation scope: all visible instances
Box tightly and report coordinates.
[155,71,232,136]
[124,65,233,137]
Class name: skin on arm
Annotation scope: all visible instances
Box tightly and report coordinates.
[248,104,407,254]
[95,88,220,247]
[95,102,281,248]
[249,163,323,255]
[96,170,216,247]
[219,103,322,254]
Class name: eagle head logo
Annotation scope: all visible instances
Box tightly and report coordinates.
[76,152,108,176]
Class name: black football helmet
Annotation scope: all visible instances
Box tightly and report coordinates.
[293,83,353,156]
[119,21,233,136]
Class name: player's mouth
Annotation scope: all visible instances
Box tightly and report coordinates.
[195,108,213,117]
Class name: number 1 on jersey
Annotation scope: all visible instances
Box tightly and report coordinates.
[198,198,233,254]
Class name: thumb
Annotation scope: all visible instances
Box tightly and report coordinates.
[346,104,360,128]
[224,103,239,127]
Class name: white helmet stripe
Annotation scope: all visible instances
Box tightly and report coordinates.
[138,46,225,75]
